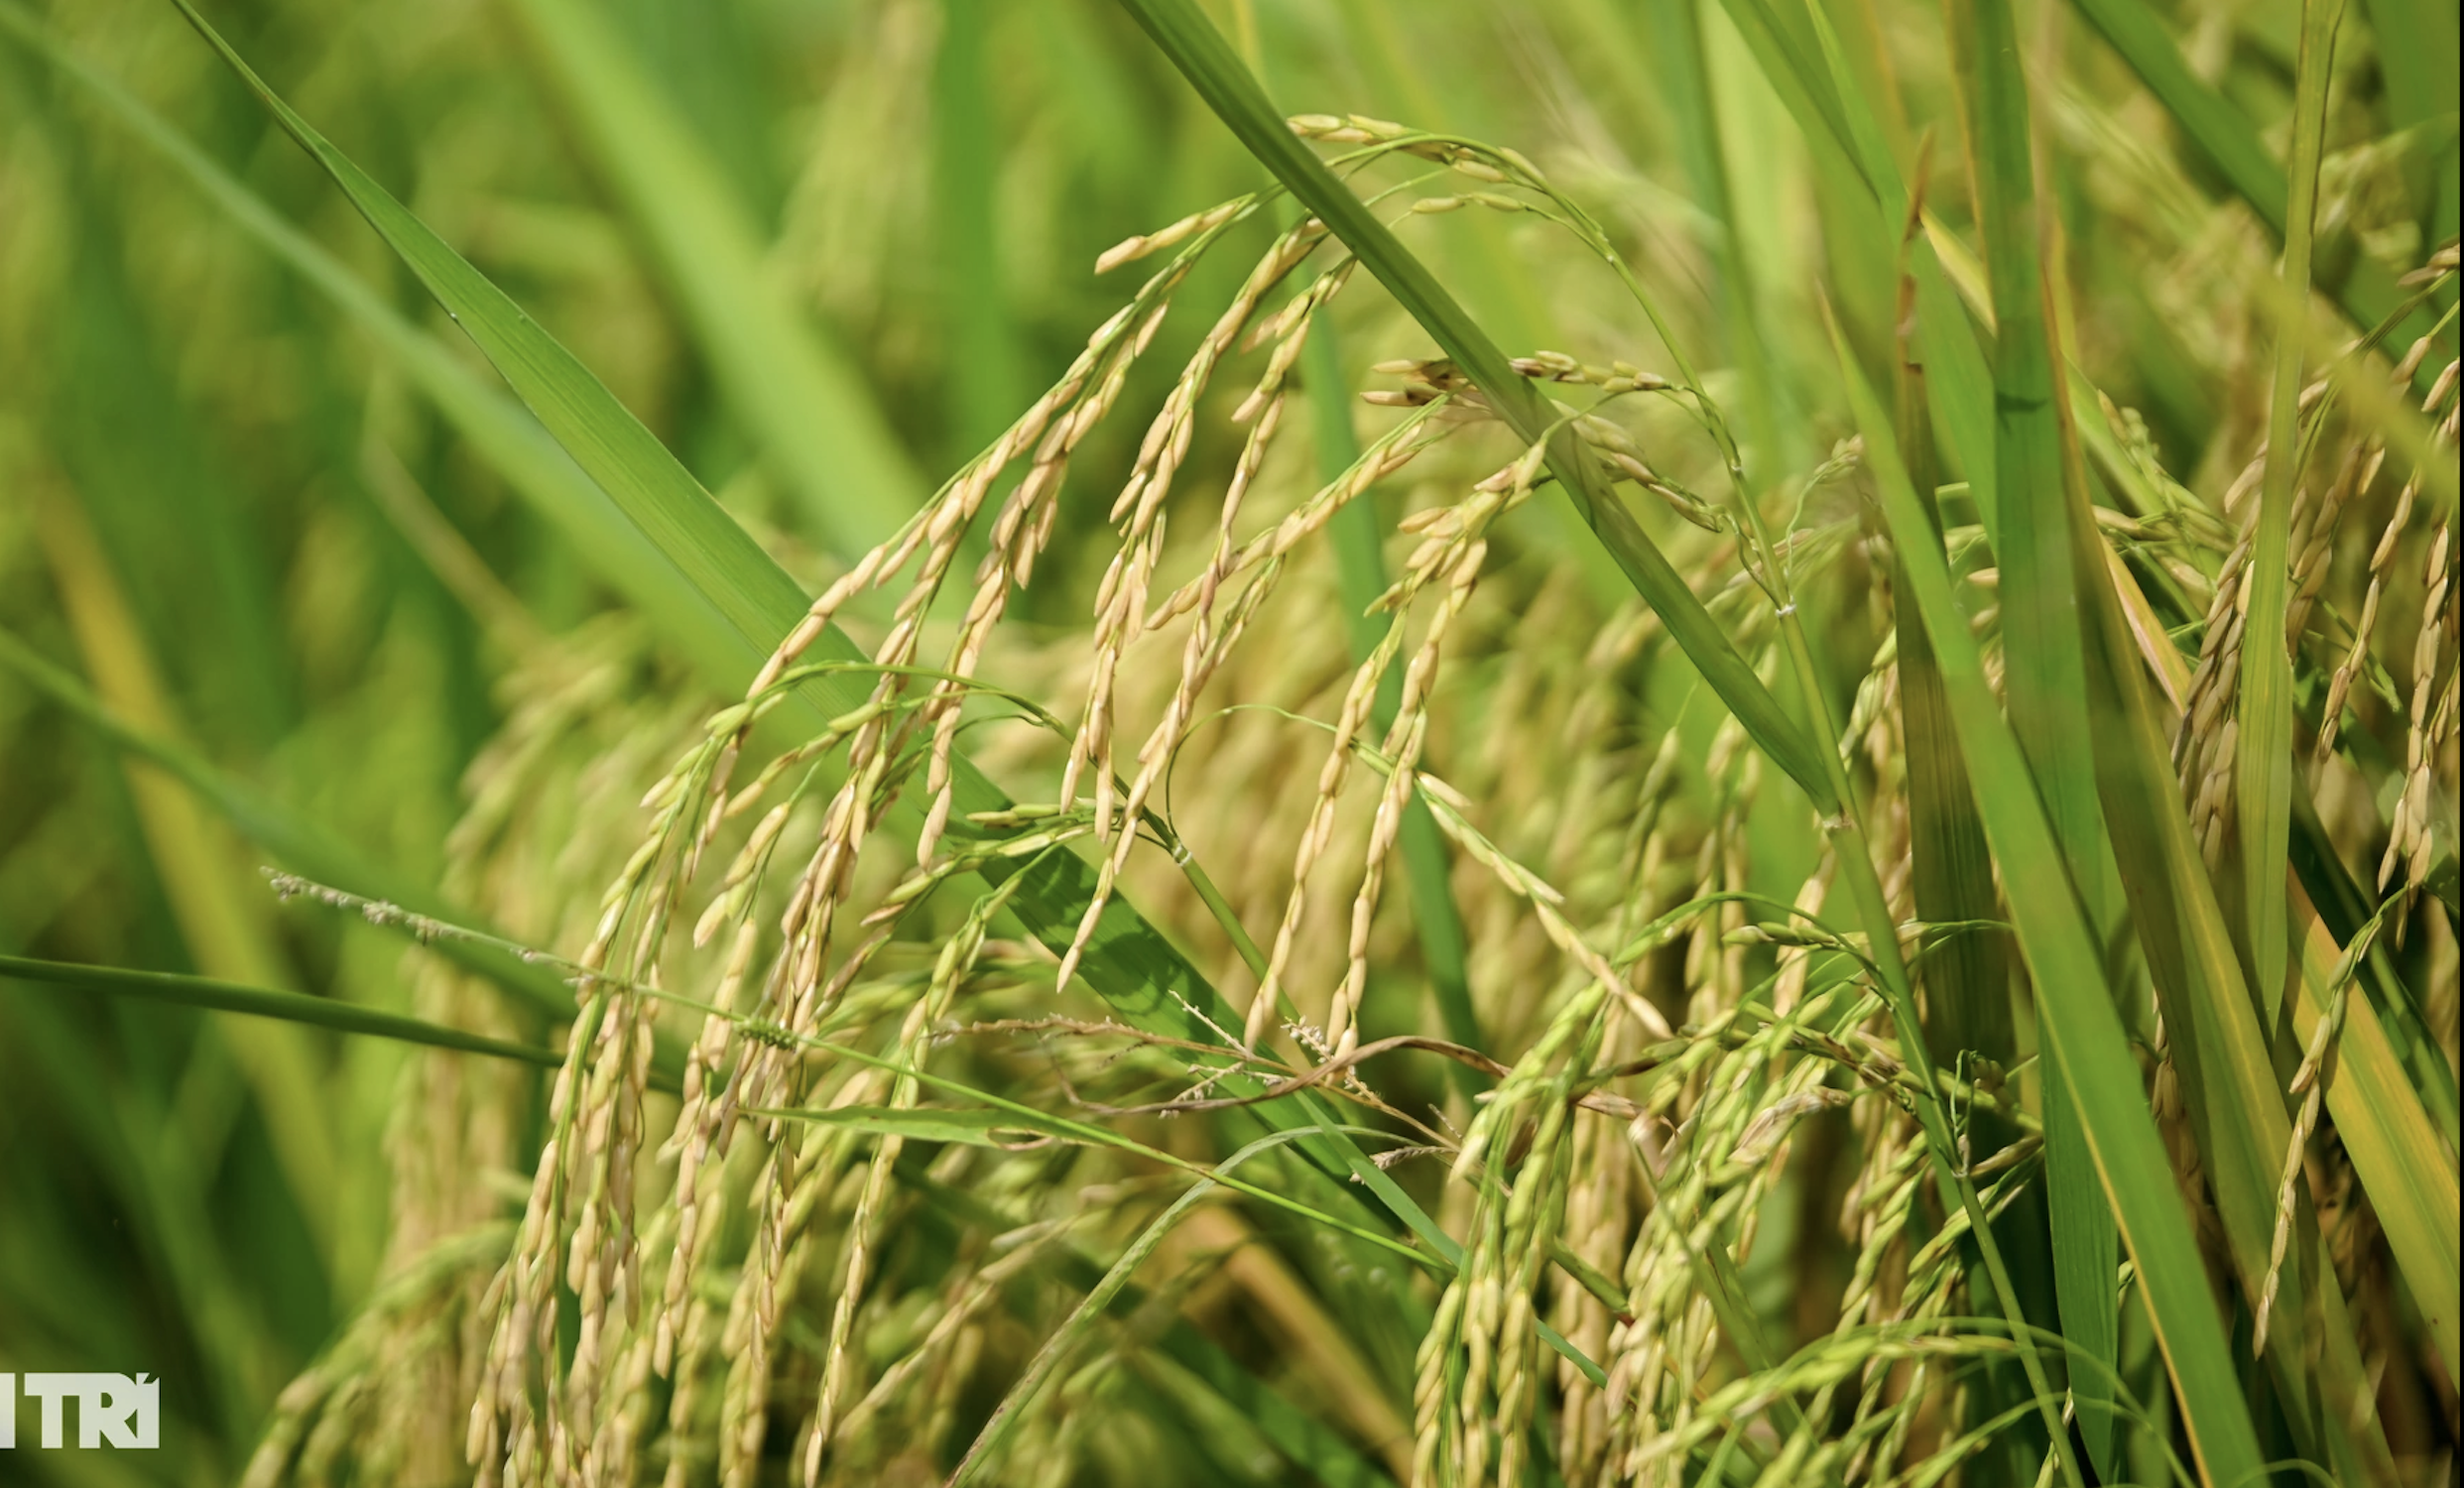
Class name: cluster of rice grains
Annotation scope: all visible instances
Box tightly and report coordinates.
[2175,245,2462,909]
[279,115,2449,1488]
[240,624,713,1488]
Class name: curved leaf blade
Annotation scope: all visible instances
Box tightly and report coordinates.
[0,955,563,1069]
[503,0,927,556]
[1829,310,2270,1488]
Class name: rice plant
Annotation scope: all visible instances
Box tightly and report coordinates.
[0,0,2453,1484]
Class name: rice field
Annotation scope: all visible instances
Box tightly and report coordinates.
[0,0,2454,1483]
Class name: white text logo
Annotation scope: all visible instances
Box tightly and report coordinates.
[0,1373,162,1448]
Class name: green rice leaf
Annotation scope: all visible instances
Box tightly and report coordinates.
[503,0,926,556]
[0,626,579,1024]
[1634,0,1798,476]
[2236,0,2342,1026]
[1706,0,2003,535]
[1937,0,2119,1470]
[1890,225,2071,1476]
[1889,241,2011,1098]
[0,954,563,1069]
[2348,0,2459,238]
[0,2,752,685]
[160,0,815,678]
[1828,309,2270,1488]
[2064,0,2286,233]
[931,0,1028,453]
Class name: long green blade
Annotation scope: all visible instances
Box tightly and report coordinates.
[2006,39,2402,1457]
[2348,0,2458,242]
[2237,0,2342,1024]
[2065,0,2285,231]
[2087,539,2459,1383]
[1829,311,2269,1488]
[1893,268,2010,1085]
[1634,0,1796,475]
[1937,0,2118,1468]
[502,0,926,557]
[0,955,562,1068]
[1942,0,2103,918]
[1708,0,2003,534]
[0,2,752,686]
[0,626,577,1023]
[933,0,1027,452]
[163,0,813,675]
[2065,441,2403,1488]
[1892,237,2066,1479]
